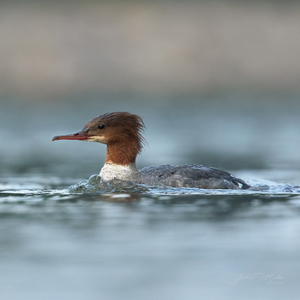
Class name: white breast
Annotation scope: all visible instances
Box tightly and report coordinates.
[100,163,141,182]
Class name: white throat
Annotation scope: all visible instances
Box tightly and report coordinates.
[100,163,141,182]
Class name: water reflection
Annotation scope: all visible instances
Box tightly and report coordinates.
[1,188,299,219]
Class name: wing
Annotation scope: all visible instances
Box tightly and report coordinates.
[140,164,250,189]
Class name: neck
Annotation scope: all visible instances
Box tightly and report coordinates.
[99,142,141,182]
[105,142,138,166]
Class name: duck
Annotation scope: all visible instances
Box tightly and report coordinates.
[52,112,250,189]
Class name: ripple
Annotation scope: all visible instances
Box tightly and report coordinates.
[1,174,300,204]
[67,174,300,196]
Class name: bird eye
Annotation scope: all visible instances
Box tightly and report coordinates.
[98,124,105,129]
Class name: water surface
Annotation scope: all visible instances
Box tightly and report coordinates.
[1,95,300,299]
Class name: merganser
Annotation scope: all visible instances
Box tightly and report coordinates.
[52,112,250,189]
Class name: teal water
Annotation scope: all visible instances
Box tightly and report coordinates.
[1,94,300,299]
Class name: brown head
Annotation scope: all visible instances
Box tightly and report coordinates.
[52,112,146,165]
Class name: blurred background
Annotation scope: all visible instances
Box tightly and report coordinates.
[1,1,300,300]
[1,0,300,179]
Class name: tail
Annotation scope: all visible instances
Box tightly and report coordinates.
[235,178,251,189]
